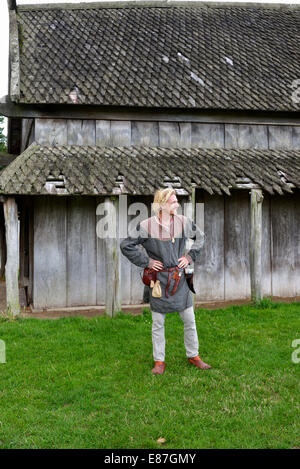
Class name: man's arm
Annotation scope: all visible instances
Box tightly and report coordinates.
[184,217,206,264]
[120,222,151,268]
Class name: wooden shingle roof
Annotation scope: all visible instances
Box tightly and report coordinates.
[0,143,299,195]
[14,1,300,111]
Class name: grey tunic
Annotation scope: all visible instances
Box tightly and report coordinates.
[120,214,205,314]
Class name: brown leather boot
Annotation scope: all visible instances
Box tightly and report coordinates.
[188,356,211,370]
[151,361,166,375]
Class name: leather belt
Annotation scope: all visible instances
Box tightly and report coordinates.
[158,266,184,298]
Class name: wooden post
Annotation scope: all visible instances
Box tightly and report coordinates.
[0,204,6,279]
[104,196,121,317]
[3,196,21,316]
[250,188,264,303]
[7,1,17,11]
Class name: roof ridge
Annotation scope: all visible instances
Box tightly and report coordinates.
[17,1,300,13]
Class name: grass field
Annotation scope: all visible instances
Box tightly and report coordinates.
[0,299,299,449]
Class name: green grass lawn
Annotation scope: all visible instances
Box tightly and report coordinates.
[0,299,299,449]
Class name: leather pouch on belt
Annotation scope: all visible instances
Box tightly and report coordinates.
[152,280,162,298]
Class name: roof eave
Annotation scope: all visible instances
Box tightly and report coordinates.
[17,1,300,12]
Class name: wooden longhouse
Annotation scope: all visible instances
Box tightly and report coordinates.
[1,1,300,316]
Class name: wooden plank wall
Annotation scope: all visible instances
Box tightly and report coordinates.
[270,192,300,298]
[34,195,105,308]
[34,196,67,308]
[31,119,300,306]
[33,194,155,308]
[21,118,35,152]
[35,119,300,149]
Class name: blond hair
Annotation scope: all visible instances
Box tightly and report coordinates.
[152,188,176,216]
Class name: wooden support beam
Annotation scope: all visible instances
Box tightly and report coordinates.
[250,188,264,303]
[8,8,20,102]
[104,196,121,317]
[3,196,21,316]
[7,1,17,11]
[2,96,300,126]
[0,204,6,279]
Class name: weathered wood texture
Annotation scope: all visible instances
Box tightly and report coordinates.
[194,192,225,301]
[250,189,263,302]
[34,196,67,308]
[33,195,108,309]
[34,119,300,149]
[35,119,68,145]
[21,118,34,152]
[28,118,300,307]
[270,192,300,297]
[224,190,251,300]
[32,189,300,308]
[3,197,20,315]
[120,195,153,305]
[66,197,97,306]
[261,193,272,297]
[0,204,6,278]
[67,120,96,145]
[103,196,121,317]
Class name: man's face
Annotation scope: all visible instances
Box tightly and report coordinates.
[164,194,179,214]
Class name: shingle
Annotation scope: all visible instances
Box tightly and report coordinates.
[14,3,300,111]
[0,143,299,195]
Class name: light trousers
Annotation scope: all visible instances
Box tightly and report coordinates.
[151,305,199,361]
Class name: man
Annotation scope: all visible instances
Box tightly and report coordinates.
[120,188,211,374]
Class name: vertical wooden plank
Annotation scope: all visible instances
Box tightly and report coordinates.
[159,122,191,147]
[271,193,297,297]
[119,194,131,304]
[35,119,68,145]
[67,120,81,144]
[261,193,272,297]
[33,196,67,308]
[96,120,111,146]
[67,120,96,145]
[18,198,25,285]
[159,122,180,147]
[129,195,150,304]
[179,123,192,147]
[131,122,159,146]
[292,126,300,148]
[195,193,225,301]
[96,196,107,306]
[250,188,263,302]
[191,123,224,148]
[28,119,35,146]
[81,120,96,145]
[66,197,97,306]
[0,203,6,279]
[110,121,131,146]
[225,124,268,148]
[18,198,29,308]
[21,118,34,152]
[3,196,20,315]
[28,199,34,305]
[104,196,121,317]
[268,125,293,149]
[224,190,251,300]
[120,249,132,304]
[294,191,300,296]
